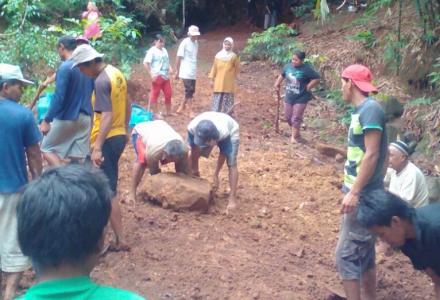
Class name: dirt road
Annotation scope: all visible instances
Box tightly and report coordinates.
[92,24,433,300]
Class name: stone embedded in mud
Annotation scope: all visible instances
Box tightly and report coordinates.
[426,175,440,203]
[140,172,213,212]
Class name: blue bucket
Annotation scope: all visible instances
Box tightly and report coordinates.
[36,92,54,123]
[129,103,153,128]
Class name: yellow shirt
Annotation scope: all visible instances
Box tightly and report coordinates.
[91,65,127,145]
[209,54,240,93]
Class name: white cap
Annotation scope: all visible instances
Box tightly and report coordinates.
[187,25,201,36]
[0,64,34,84]
[70,44,104,67]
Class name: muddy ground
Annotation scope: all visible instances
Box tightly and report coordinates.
[20,22,434,300]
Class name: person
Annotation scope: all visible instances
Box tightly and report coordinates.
[175,25,200,116]
[39,36,94,166]
[335,64,388,300]
[209,37,240,115]
[82,1,102,40]
[71,44,130,251]
[130,120,189,202]
[357,189,440,299]
[0,64,42,300]
[273,50,320,143]
[387,140,429,208]
[264,0,281,29]
[188,111,239,213]
[16,165,145,300]
[144,34,173,117]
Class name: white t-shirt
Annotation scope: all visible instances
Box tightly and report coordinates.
[387,161,429,208]
[187,112,239,141]
[133,120,186,162]
[176,37,198,80]
[143,46,170,79]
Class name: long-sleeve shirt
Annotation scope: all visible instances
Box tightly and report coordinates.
[209,54,240,94]
[44,60,94,123]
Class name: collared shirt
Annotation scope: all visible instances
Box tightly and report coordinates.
[401,203,440,276]
[177,37,198,80]
[17,276,145,300]
[143,46,170,79]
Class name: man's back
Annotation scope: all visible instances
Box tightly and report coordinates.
[0,99,41,193]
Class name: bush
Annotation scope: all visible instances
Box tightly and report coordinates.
[242,24,303,66]
[325,89,354,126]
[348,30,378,49]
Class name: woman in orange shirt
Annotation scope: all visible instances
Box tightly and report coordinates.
[209,37,240,115]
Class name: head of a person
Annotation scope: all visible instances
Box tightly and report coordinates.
[87,1,98,12]
[0,63,33,102]
[76,35,90,46]
[188,25,200,41]
[223,37,234,52]
[388,140,412,172]
[57,36,78,61]
[357,189,415,249]
[194,120,220,148]
[163,139,186,162]
[291,50,305,67]
[17,164,112,276]
[70,44,105,77]
[154,34,165,49]
[341,64,378,103]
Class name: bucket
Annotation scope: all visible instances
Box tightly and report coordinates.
[129,103,154,128]
[36,92,54,123]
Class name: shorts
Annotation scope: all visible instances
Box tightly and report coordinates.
[188,132,239,167]
[182,79,196,99]
[41,113,92,159]
[101,135,126,193]
[0,193,30,272]
[335,209,376,280]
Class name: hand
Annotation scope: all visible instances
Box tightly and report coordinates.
[91,148,104,167]
[39,121,51,135]
[341,191,359,214]
[152,75,158,82]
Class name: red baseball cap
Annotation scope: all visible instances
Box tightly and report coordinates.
[341,64,378,93]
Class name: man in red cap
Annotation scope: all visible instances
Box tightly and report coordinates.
[335,64,388,300]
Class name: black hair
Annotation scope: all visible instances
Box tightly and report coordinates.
[58,36,78,51]
[155,34,164,41]
[357,189,415,228]
[0,79,21,91]
[78,57,103,67]
[17,164,112,270]
[293,50,306,61]
[164,139,185,158]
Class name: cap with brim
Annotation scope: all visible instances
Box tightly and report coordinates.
[188,25,201,36]
[342,64,378,93]
[70,44,104,68]
[194,120,219,147]
[0,63,34,85]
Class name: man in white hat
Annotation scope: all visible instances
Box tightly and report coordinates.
[0,64,42,300]
[175,25,200,116]
[70,45,131,252]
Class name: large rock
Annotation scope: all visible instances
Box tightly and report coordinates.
[141,172,213,212]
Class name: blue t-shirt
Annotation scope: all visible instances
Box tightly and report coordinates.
[44,60,94,122]
[0,99,42,193]
[282,63,320,104]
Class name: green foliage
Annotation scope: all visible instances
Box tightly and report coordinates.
[428,57,440,85]
[407,97,435,106]
[325,89,354,126]
[382,33,404,73]
[348,30,378,49]
[243,24,303,66]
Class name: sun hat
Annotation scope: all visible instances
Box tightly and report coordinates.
[194,120,219,147]
[70,44,104,67]
[341,64,378,93]
[187,25,201,36]
[0,64,34,85]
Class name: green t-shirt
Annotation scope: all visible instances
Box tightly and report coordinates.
[16,276,146,300]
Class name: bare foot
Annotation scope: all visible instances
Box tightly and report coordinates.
[108,240,131,252]
[225,197,237,215]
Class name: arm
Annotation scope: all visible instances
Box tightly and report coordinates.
[43,65,70,123]
[175,56,182,79]
[144,62,154,79]
[125,95,132,137]
[306,79,320,91]
[25,144,43,179]
[28,73,56,110]
[273,74,284,90]
[209,59,217,79]
[342,130,382,213]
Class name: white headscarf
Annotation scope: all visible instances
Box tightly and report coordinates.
[215,37,235,61]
